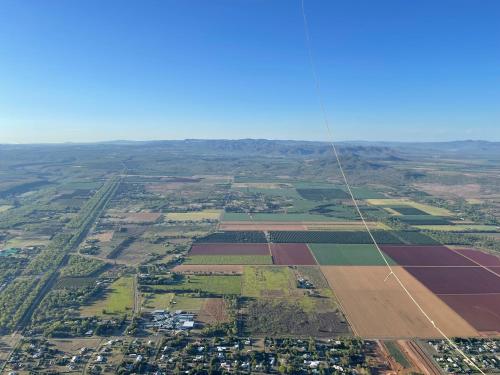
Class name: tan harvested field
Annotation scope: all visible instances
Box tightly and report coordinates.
[306,222,389,231]
[321,266,479,338]
[172,264,244,274]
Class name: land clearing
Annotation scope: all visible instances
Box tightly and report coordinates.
[88,230,114,242]
[105,211,162,223]
[270,243,316,265]
[321,266,478,338]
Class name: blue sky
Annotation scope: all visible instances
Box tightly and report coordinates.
[0,0,499,143]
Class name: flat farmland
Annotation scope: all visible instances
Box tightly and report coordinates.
[154,275,242,295]
[165,210,221,221]
[414,224,500,232]
[222,212,338,222]
[270,243,317,265]
[189,243,270,255]
[196,231,267,243]
[269,230,403,244]
[309,244,396,266]
[453,248,500,267]
[220,222,307,231]
[439,294,500,333]
[242,266,297,298]
[321,266,478,338]
[405,267,500,294]
[365,199,453,216]
[81,277,134,316]
[184,255,273,265]
[380,245,476,267]
[172,264,244,274]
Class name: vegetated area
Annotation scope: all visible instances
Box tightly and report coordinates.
[0,139,499,374]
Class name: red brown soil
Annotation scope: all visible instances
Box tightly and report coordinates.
[270,243,317,265]
[380,245,475,266]
[453,248,500,266]
[189,243,270,255]
[439,294,500,333]
[405,266,500,294]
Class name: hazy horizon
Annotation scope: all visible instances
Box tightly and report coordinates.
[1,0,499,143]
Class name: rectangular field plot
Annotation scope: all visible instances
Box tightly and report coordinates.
[165,210,221,221]
[189,243,270,255]
[270,243,317,265]
[81,277,134,316]
[392,231,440,245]
[309,244,396,266]
[380,245,475,267]
[365,199,453,216]
[296,188,350,200]
[222,212,337,222]
[154,275,242,295]
[397,216,451,225]
[184,255,273,265]
[220,223,307,231]
[242,266,296,298]
[172,264,244,274]
[389,206,429,215]
[321,266,478,338]
[269,230,403,244]
[453,248,500,267]
[439,294,500,333]
[195,231,267,243]
[406,267,500,294]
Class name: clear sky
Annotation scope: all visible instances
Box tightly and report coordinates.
[0,0,499,143]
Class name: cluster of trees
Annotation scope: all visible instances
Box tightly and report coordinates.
[60,255,105,277]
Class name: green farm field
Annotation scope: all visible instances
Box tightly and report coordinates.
[184,255,273,265]
[309,244,397,265]
[153,275,242,295]
[81,277,134,316]
[222,212,339,222]
[242,266,296,298]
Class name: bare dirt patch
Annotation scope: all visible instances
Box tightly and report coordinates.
[321,266,478,338]
[198,298,230,324]
[414,183,481,199]
[89,230,114,242]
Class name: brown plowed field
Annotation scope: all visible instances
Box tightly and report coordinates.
[172,264,243,274]
[189,243,270,255]
[198,298,230,324]
[405,267,500,294]
[320,266,478,338]
[380,245,475,266]
[453,248,500,266]
[220,223,306,231]
[270,244,317,265]
[439,294,500,333]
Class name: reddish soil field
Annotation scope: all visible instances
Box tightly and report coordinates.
[406,267,500,294]
[380,245,476,267]
[270,244,317,265]
[189,243,270,255]
[453,248,500,267]
[439,294,500,333]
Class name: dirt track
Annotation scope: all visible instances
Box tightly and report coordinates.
[321,266,479,338]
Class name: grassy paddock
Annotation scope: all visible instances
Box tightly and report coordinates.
[81,276,134,316]
[184,255,273,265]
